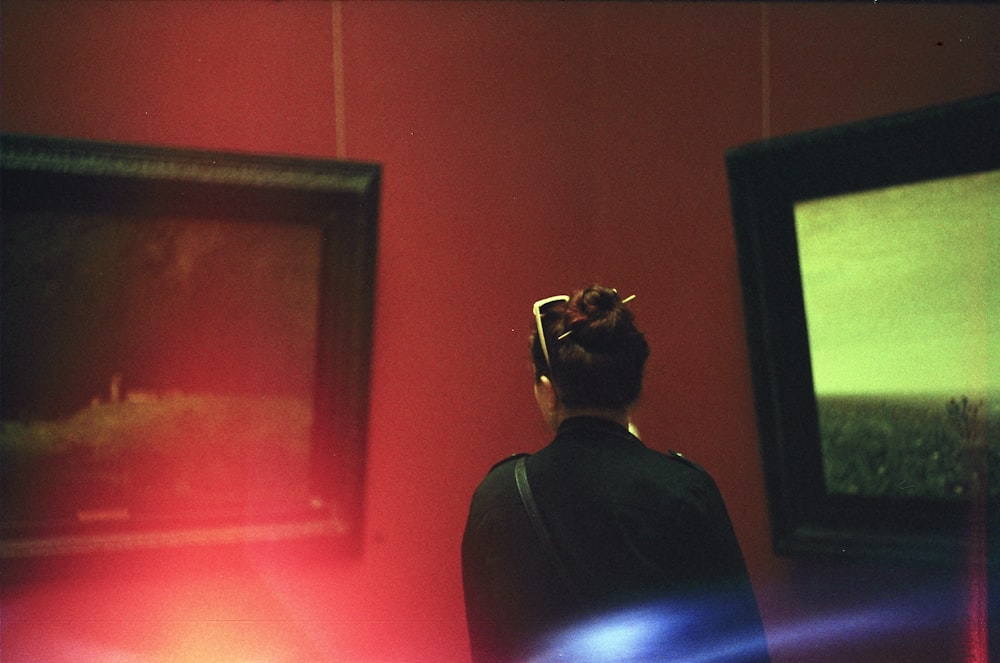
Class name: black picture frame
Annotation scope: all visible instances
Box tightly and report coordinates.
[1,134,380,558]
[725,94,999,564]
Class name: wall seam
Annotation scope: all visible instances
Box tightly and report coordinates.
[761,3,771,139]
[332,1,347,158]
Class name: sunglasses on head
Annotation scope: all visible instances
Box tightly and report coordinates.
[532,292,637,373]
[532,295,569,373]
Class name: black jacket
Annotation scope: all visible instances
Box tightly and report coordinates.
[462,417,770,662]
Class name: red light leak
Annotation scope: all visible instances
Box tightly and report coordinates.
[964,455,988,663]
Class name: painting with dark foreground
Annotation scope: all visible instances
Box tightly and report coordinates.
[726,94,999,562]
[1,133,380,556]
[1,216,320,524]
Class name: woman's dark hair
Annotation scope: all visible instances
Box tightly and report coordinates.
[531,284,649,411]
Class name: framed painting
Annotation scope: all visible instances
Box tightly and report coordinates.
[1,134,380,558]
[726,94,998,564]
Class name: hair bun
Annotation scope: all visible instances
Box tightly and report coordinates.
[532,283,649,410]
[565,285,634,348]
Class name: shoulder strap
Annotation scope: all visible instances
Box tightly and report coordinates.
[514,456,584,604]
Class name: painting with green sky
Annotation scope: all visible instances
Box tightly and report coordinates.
[794,170,998,500]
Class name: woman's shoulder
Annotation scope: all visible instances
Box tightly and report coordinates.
[660,447,709,474]
[468,453,528,509]
[487,452,530,474]
[621,444,724,503]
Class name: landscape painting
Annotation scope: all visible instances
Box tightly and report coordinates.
[1,133,380,557]
[1,214,321,525]
[794,170,998,503]
[727,93,999,562]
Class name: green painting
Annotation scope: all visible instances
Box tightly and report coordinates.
[794,170,999,500]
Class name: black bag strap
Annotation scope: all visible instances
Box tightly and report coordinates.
[514,456,584,604]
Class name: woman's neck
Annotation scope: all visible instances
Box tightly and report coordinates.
[555,407,630,430]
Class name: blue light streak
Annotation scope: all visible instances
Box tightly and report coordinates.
[523,583,968,663]
[525,598,766,663]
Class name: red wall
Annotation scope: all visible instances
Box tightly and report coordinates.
[2,2,997,661]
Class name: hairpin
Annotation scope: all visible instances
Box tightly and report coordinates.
[555,294,635,341]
